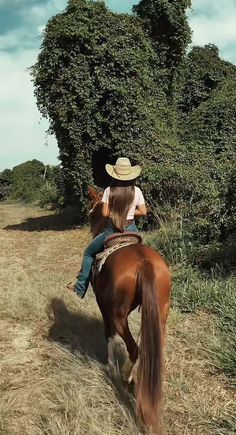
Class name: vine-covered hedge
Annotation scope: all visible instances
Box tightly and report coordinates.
[32,0,236,248]
[32,0,183,217]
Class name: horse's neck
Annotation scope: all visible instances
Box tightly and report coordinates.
[90,202,108,238]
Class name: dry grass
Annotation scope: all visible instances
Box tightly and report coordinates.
[0,203,235,434]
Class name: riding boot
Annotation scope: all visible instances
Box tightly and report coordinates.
[71,254,94,298]
[67,281,87,299]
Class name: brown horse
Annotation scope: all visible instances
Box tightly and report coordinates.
[88,187,171,433]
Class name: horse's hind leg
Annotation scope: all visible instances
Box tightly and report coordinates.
[102,315,117,375]
[114,317,138,382]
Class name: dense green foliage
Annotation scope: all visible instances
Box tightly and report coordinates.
[32,0,188,216]
[133,0,192,90]
[31,0,236,262]
[0,169,12,201]
[0,161,64,206]
[178,44,236,115]
[38,165,65,207]
[10,160,45,202]
[177,47,236,243]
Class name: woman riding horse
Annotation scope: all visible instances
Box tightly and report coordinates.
[67,157,171,433]
[67,157,147,298]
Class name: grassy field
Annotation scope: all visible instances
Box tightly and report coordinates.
[0,203,235,435]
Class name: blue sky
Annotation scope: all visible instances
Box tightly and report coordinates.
[0,0,236,171]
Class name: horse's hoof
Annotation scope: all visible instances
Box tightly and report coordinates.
[106,363,117,378]
[128,360,138,384]
[121,359,133,382]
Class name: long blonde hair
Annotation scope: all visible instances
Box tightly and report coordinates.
[109,180,135,232]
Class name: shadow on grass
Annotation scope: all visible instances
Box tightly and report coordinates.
[4,205,83,231]
[48,297,107,363]
[48,297,138,424]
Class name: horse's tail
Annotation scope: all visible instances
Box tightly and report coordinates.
[136,259,162,432]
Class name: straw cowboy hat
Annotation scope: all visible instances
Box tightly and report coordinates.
[105,157,142,181]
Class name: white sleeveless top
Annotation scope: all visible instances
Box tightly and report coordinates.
[101,186,145,220]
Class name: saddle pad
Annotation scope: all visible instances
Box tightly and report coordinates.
[104,232,142,248]
[95,242,133,274]
[91,233,142,285]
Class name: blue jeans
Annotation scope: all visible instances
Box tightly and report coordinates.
[75,222,138,298]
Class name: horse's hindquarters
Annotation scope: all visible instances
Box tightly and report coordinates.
[94,244,171,432]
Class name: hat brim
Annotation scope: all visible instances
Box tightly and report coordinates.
[105,164,142,181]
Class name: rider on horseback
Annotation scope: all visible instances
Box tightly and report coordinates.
[67,157,147,298]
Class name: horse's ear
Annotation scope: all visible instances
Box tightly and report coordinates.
[88,186,103,204]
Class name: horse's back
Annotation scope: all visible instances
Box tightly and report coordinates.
[95,243,171,315]
[106,243,170,279]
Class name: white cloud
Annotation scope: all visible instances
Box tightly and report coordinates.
[38,25,46,34]
[190,0,235,17]
[190,0,236,63]
[0,0,67,51]
[19,0,67,25]
[0,28,39,51]
[0,50,59,170]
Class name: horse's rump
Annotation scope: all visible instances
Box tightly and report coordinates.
[94,243,170,433]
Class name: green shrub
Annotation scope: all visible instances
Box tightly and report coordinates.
[39,165,65,208]
[10,160,45,203]
[39,181,63,208]
[144,217,195,265]
[0,169,12,201]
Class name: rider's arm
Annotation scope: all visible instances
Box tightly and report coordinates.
[134,204,147,217]
[102,202,110,217]
[101,187,110,217]
[134,187,147,217]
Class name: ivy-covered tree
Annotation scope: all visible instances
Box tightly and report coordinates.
[178,75,236,242]
[224,164,236,235]
[32,0,177,215]
[178,44,236,115]
[182,78,236,156]
[133,0,192,96]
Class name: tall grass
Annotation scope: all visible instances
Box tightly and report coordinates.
[144,219,236,386]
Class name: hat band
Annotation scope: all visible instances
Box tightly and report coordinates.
[114,166,133,175]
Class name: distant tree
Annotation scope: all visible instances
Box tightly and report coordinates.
[0,169,12,201]
[11,160,45,202]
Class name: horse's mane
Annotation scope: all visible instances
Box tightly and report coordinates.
[88,187,109,237]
